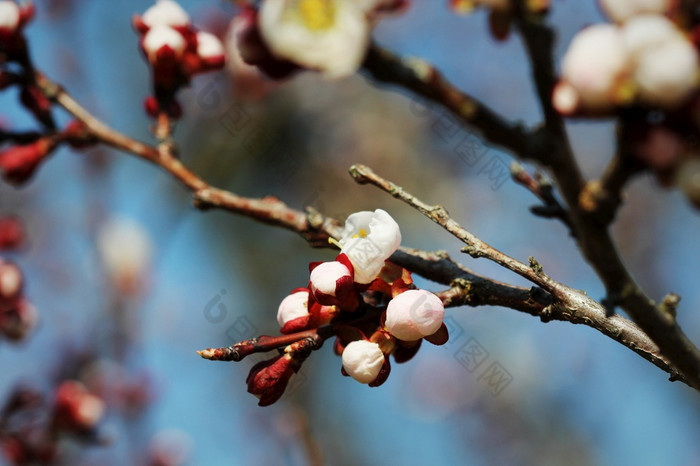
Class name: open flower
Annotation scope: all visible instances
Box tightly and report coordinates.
[258,0,370,78]
[338,209,401,285]
[384,289,445,341]
[341,339,385,384]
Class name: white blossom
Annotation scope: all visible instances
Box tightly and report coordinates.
[143,25,186,63]
[0,1,19,31]
[97,216,152,293]
[559,24,631,111]
[339,209,401,284]
[277,290,310,327]
[142,0,190,28]
[634,38,699,107]
[0,260,21,299]
[258,0,370,78]
[309,261,351,297]
[385,289,444,341]
[599,0,670,23]
[341,339,384,384]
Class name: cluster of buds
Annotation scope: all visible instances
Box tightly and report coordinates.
[554,2,699,114]
[133,0,226,119]
[0,216,36,343]
[233,0,406,80]
[0,380,106,465]
[199,209,448,406]
[0,120,97,186]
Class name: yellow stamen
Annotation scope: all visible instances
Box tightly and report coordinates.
[351,228,368,239]
[328,237,342,249]
[297,0,335,31]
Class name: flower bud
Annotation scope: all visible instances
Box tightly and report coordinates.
[246,354,298,406]
[97,216,152,294]
[0,216,24,250]
[141,0,190,29]
[308,259,357,309]
[384,289,445,341]
[341,339,385,384]
[0,138,57,185]
[0,1,20,36]
[142,25,186,65]
[0,298,37,341]
[0,260,22,303]
[277,289,310,327]
[195,31,226,70]
[52,381,105,433]
[559,24,631,112]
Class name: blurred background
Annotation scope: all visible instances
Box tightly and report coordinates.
[1,0,700,465]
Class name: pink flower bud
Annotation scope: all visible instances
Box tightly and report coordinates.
[52,381,105,433]
[142,25,186,65]
[341,340,385,384]
[385,289,445,341]
[0,138,57,185]
[277,289,309,327]
[141,0,190,29]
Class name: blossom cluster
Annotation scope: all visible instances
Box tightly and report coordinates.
[554,1,699,114]
[0,216,37,343]
[233,0,406,80]
[133,0,226,118]
[235,210,448,406]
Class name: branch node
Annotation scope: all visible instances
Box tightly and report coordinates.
[528,256,543,273]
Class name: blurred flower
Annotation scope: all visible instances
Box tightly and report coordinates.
[142,25,187,64]
[0,216,25,250]
[0,298,37,341]
[0,137,58,185]
[0,259,22,304]
[148,429,192,466]
[0,0,20,34]
[599,0,670,23]
[139,0,190,29]
[97,216,152,294]
[556,24,631,113]
[384,289,445,341]
[195,31,226,70]
[258,0,370,78]
[341,339,385,384]
[52,381,105,434]
[338,209,401,284]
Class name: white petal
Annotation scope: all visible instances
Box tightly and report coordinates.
[561,24,630,109]
[385,289,445,341]
[0,1,20,30]
[341,340,384,384]
[277,290,309,327]
[259,0,370,78]
[309,261,350,296]
[142,0,190,28]
[197,31,225,59]
[635,38,699,107]
[143,25,186,62]
[621,14,681,59]
[599,0,670,23]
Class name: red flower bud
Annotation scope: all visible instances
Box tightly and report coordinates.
[0,137,58,185]
[0,215,24,250]
[0,298,37,341]
[62,120,97,149]
[246,353,300,406]
[19,85,55,129]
